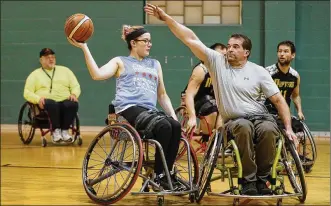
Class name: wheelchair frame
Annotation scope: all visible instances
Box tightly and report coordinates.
[196,127,307,206]
[18,101,82,147]
[82,111,199,205]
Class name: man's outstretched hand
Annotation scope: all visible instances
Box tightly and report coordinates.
[144,3,169,21]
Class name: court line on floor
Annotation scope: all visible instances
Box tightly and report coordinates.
[1,164,330,179]
[1,164,82,170]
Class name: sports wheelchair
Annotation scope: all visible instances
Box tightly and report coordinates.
[196,125,307,206]
[82,104,199,205]
[18,101,82,147]
[175,106,213,154]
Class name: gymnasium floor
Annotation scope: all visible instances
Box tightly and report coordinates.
[1,126,330,205]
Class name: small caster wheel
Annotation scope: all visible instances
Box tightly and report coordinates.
[157,196,164,206]
[275,187,284,195]
[206,183,212,192]
[142,182,150,192]
[77,136,83,146]
[303,165,312,173]
[189,192,195,203]
[277,198,282,206]
[42,137,47,147]
[233,198,239,206]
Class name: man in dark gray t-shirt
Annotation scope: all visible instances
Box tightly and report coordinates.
[144,4,298,196]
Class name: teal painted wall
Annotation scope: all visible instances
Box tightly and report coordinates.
[1,1,329,131]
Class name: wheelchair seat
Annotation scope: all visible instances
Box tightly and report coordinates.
[106,104,155,138]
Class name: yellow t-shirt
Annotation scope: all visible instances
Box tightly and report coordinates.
[23,65,81,104]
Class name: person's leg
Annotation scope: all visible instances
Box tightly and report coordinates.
[60,100,79,129]
[196,101,217,142]
[254,118,279,194]
[163,117,182,173]
[200,111,217,142]
[226,118,257,195]
[43,99,61,141]
[120,106,170,175]
[59,100,79,142]
[151,119,173,175]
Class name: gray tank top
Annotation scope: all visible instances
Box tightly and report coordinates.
[112,56,159,113]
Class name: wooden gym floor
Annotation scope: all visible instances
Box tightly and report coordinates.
[1,128,330,205]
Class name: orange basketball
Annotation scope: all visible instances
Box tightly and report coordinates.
[64,13,94,42]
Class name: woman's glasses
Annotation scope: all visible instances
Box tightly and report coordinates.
[135,39,152,45]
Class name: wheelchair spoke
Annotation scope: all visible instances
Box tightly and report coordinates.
[102,167,112,197]
[88,168,105,180]
[92,149,107,161]
[89,158,106,164]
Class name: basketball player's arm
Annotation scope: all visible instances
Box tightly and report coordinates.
[291,75,304,120]
[185,66,205,120]
[156,62,177,120]
[269,93,292,130]
[144,4,209,63]
[68,39,121,80]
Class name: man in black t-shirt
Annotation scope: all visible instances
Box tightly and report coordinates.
[264,40,305,121]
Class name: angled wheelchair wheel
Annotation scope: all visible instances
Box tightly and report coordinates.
[174,138,199,189]
[196,131,222,203]
[297,121,317,173]
[70,113,82,145]
[82,123,143,205]
[282,138,307,203]
[18,102,36,144]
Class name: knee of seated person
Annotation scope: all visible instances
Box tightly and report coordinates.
[64,100,79,108]
[234,119,254,134]
[170,119,181,132]
[154,119,172,134]
[205,111,218,124]
[261,122,279,138]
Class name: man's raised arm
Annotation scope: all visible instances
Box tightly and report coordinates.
[144,3,209,63]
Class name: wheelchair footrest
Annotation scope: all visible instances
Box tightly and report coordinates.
[207,192,302,199]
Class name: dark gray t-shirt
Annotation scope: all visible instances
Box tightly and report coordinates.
[204,48,280,122]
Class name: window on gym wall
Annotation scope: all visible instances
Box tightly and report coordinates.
[145,0,242,25]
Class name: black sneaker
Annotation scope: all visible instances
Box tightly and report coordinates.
[152,174,171,191]
[241,181,258,195]
[256,180,272,195]
[171,173,188,191]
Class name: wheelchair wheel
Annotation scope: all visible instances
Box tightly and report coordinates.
[298,121,317,173]
[18,102,35,144]
[82,123,143,205]
[70,113,82,145]
[174,138,199,189]
[282,138,307,203]
[196,131,222,203]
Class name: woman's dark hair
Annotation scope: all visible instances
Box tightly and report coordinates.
[121,25,148,50]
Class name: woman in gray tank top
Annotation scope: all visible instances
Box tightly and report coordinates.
[67,25,181,190]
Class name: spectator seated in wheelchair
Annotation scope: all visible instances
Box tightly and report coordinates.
[181,43,227,143]
[68,25,182,190]
[23,48,81,143]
